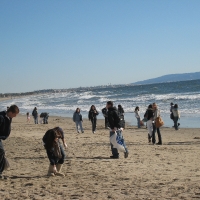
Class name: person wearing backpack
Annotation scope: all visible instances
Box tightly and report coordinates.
[73,108,84,133]
[32,107,38,124]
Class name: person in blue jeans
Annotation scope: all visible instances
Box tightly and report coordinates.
[134,106,141,128]
[107,101,128,159]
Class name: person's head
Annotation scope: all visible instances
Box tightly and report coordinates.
[174,104,178,108]
[7,106,9,111]
[7,105,19,118]
[106,101,113,109]
[90,105,96,110]
[170,102,174,106]
[44,129,61,150]
[135,106,139,111]
[34,107,37,110]
[148,104,152,109]
[27,112,29,115]
[118,105,122,109]
[152,103,157,110]
[76,108,80,113]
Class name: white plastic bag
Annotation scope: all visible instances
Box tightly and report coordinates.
[110,131,126,152]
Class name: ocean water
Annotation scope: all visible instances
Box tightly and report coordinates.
[1,79,200,128]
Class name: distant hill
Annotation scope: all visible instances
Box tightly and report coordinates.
[132,72,200,85]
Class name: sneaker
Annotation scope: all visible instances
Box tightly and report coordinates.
[77,131,80,133]
[110,156,119,159]
[156,142,162,145]
[124,152,128,158]
[93,131,95,134]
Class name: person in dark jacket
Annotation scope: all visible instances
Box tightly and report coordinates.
[145,104,154,143]
[117,105,125,129]
[88,105,99,133]
[43,127,66,177]
[0,105,19,179]
[107,101,128,159]
[102,107,109,129]
[32,107,38,124]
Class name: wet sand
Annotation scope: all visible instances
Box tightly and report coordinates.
[1,115,200,199]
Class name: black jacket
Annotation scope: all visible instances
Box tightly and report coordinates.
[0,111,12,140]
[145,109,154,120]
[107,107,121,129]
[88,110,99,120]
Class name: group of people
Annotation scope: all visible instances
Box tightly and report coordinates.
[0,100,182,179]
[72,104,126,134]
[133,102,181,145]
[0,101,128,179]
[26,107,49,124]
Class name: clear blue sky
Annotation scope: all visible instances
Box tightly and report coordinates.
[0,0,200,93]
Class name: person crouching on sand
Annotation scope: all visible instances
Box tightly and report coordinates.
[43,128,66,177]
[0,105,19,179]
[73,108,84,133]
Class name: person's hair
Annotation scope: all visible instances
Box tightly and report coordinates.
[34,107,37,110]
[174,104,178,108]
[7,105,19,113]
[26,112,29,115]
[44,129,61,150]
[118,105,122,109]
[107,101,113,107]
[135,106,139,111]
[76,108,80,113]
[148,104,152,109]
[170,102,174,105]
[90,105,96,110]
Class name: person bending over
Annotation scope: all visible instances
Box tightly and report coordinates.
[0,105,19,179]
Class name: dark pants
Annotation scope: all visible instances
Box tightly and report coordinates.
[91,118,97,132]
[104,117,109,129]
[174,117,179,130]
[152,124,162,144]
[0,140,5,174]
[46,144,65,165]
[43,117,48,124]
[110,131,119,157]
[34,116,38,124]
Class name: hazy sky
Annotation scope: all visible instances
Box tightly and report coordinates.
[0,0,200,93]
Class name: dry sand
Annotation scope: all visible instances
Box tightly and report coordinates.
[1,114,200,200]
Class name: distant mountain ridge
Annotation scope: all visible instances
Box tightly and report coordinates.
[133,72,200,85]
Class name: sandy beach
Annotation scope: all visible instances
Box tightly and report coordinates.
[0,114,200,200]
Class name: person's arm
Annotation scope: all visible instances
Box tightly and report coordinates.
[95,110,99,116]
[62,138,67,148]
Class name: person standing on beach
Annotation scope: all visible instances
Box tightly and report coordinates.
[26,112,31,123]
[73,108,84,133]
[43,128,66,177]
[107,101,128,159]
[170,102,175,127]
[145,104,154,143]
[0,105,19,179]
[32,107,38,124]
[88,105,99,133]
[152,103,162,145]
[134,106,141,128]
[172,104,180,130]
[102,107,109,129]
[117,105,125,129]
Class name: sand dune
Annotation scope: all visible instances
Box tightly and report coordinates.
[1,115,200,199]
